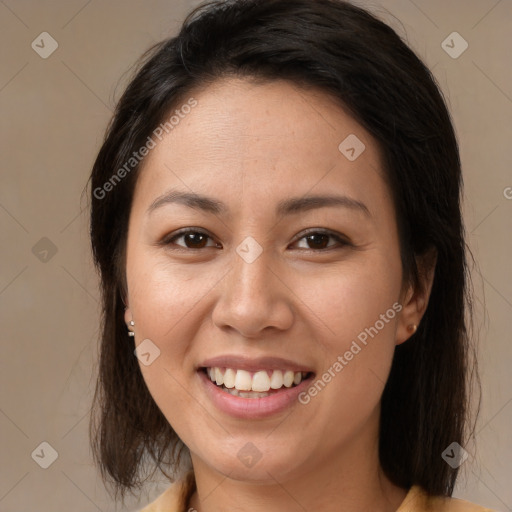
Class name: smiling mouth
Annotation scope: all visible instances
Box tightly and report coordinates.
[201,367,314,398]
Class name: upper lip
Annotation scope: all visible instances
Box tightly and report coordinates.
[198,354,315,374]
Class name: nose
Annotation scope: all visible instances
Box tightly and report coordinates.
[211,248,294,338]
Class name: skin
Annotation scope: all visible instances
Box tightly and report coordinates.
[123,77,436,512]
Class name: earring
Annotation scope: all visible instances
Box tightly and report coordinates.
[407,324,418,334]
[127,320,135,337]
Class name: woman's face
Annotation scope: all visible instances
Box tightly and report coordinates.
[124,78,419,483]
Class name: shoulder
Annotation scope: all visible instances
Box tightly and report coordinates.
[399,485,497,512]
[138,471,196,512]
[138,478,496,512]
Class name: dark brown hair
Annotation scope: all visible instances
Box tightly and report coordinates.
[88,0,479,500]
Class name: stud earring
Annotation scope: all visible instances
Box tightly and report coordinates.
[127,320,135,337]
[407,324,418,334]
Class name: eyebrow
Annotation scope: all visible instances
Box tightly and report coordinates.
[147,189,371,218]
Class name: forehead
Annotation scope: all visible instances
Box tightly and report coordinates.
[133,77,389,218]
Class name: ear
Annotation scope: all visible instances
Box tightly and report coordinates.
[396,247,437,345]
[124,304,132,326]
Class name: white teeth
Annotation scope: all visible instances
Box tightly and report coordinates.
[252,371,271,392]
[234,369,252,391]
[215,367,224,386]
[283,370,294,387]
[270,370,283,389]
[205,367,308,393]
[223,368,236,388]
[225,388,271,398]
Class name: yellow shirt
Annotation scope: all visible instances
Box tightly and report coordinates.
[139,470,495,512]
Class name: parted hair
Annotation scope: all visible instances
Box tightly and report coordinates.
[88,0,479,499]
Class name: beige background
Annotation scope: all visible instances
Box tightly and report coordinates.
[0,0,511,510]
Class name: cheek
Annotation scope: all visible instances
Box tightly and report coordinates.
[128,245,402,369]
[128,255,223,339]
[126,257,212,434]
[297,258,402,350]
[293,257,402,411]
[125,256,208,380]
[127,243,402,427]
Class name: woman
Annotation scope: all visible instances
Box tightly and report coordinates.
[88,1,494,510]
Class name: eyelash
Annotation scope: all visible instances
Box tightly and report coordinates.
[160,228,352,252]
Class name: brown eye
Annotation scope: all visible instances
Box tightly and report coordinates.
[293,230,350,251]
[304,233,330,250]
[180,232,209,248]
[164,229,220,250]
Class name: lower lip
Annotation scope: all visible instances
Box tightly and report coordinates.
[198,370,314,419]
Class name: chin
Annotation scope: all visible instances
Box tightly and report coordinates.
[196,442,309,484]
